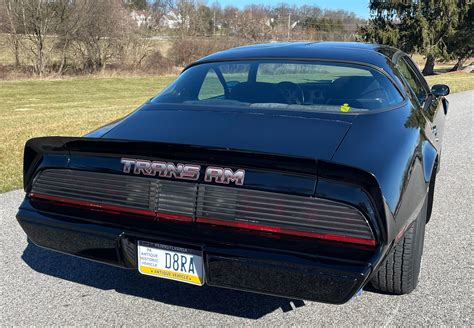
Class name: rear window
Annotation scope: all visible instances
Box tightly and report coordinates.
[153,61,404,113]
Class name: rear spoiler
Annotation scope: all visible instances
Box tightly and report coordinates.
[24,136,319,190]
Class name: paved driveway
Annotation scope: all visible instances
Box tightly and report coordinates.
[1,91,472,326]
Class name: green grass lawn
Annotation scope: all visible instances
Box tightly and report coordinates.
[0,73,472,192]
[0,76,175,192]
[425,73,474,93]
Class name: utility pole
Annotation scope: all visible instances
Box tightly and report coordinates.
[287,13,291,40]
[213,9,216,36]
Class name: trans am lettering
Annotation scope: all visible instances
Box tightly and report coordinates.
[204,167,245,186]
[120,158,245,186]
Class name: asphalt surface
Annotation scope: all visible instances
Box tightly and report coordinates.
[1,91,473,326]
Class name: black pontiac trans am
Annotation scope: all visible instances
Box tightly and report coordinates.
[17,42,450,304]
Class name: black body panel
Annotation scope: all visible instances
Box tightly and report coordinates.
[101,104,354,159]
[18,199,378,304]
[16,42,447,303]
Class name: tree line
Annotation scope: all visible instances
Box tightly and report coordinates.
[148,0,363,39]
[0,0,363,77]
[1,0,150,76]
[0,0,471,78]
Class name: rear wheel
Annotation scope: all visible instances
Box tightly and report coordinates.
[370,200,427,294]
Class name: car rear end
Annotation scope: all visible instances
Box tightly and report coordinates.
[17,137,388,304]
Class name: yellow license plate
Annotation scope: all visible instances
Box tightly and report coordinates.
[137,241,204,286]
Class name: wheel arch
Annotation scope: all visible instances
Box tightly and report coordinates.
[421,140,438,185]
[425,156,439,223]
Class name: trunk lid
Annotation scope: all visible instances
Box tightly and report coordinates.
[101,104,354,160]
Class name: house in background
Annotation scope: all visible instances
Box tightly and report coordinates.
[159,11,183,29]
[129,10,152,27]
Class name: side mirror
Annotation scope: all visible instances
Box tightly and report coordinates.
[431,84,450,97]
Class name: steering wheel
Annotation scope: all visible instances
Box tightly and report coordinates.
[277,82,305,105]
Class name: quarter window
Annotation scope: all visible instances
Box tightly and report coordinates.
[198,69,224,100]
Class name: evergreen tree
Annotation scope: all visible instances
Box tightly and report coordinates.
[446,3,473,71]
[360,0,464,75]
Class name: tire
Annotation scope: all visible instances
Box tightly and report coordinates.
[370,200,427,294]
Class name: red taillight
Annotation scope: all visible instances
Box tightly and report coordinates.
[29,193,193,222]
[29,192,375,246]
[156,212,193,222]
[196,217,376,246]
[30,193,156,217]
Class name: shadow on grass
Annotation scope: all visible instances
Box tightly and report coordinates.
[21,241,306,319]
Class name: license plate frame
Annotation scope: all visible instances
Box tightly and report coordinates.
[137,240,204,286]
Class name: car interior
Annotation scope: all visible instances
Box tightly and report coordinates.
[226,76,400,110]
[155,62,404,112]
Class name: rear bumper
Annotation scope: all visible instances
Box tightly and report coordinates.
[17,203,383,304]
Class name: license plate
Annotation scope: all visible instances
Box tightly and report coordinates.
[137,241,204,286]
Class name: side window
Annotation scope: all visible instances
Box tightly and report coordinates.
[198,69,224,100]
[397,57,428,105]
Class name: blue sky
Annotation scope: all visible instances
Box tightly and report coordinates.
[212,0,370,18]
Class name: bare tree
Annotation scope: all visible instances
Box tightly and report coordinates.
[171,0,197,37]
[1,0,22,67]
[222,6,240,36]
[150,0,173,31]
[210,1,222,36]
[195,4,213,36]
[236,5,272,41]
[70,0,133,73]
[8,0,70,76]
[54,0,88,75]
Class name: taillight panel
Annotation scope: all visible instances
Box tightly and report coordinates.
[30,169,376,246]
